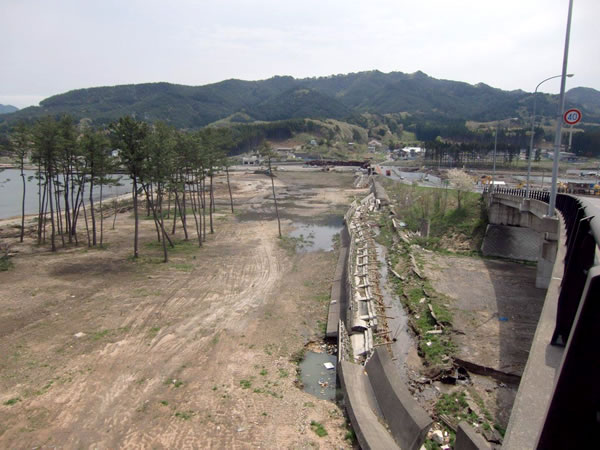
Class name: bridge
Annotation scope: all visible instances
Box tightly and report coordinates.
[486,188,600,449]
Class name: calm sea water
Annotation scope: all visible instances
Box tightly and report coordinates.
[0,169,132,220]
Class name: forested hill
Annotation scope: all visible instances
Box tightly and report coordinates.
[0,104,18,115]
[1,71,598,129]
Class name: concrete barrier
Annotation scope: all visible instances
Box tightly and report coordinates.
[326,226,350,338]
[454,422,492,450]
[365,347,432,450]
[338,360,401,450]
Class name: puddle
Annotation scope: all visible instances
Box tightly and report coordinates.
[299,351,337,401]
[289,216,344,252]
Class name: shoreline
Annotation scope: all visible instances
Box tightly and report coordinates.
[0,191,133,226]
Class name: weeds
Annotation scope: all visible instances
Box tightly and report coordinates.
[310,420,328,437]
[0,255,13,271]
[3,397,21,406]
[174,410,194,420]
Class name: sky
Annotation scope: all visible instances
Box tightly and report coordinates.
[1,0,598,109]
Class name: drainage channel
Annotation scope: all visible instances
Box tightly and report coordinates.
[374,241,413,375]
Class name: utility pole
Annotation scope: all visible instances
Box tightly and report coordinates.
[548,0,574,217]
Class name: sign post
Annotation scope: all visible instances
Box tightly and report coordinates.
[563,108,582,125]
[563,109,582,153]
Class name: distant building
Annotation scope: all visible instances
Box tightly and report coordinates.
[111,149,120,158]
[368,139,382,147]
[242,155,263,165]
[309,139,318,146]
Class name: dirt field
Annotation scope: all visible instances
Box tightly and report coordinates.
[418,250,546,428]
[0,168,360,449]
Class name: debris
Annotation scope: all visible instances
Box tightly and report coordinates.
[419,297,427,304]
[74,332,85,338]
[323,362,335,370]
[439,414,457,431]
[426,329,442,335]
[432,429,445,444]
[426,341,432,347]
[498,316,509,322]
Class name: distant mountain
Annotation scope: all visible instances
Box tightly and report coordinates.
[0,71,598,129]
[565,87,600,120]
[0,104,18,115]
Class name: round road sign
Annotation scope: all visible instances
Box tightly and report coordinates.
[564,108,582,125]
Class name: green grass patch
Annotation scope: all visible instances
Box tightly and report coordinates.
[144,238,200,255]
[148,326,161,338]
[171,263,194,272]
[310,420,328,437]
[0,255,14,272]
[3,397,21,406]
[239,379,252,389]
[174,410,194,420]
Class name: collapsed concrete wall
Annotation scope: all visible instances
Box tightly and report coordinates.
[371,178,391,206]
[326,226,349,338]
[335,180,432,450]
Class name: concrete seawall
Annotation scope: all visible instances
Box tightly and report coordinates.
[334,178,434,450]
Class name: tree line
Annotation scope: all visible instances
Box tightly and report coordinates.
[4,115,235,262]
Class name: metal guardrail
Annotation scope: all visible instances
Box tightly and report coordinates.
[487,187,600,448]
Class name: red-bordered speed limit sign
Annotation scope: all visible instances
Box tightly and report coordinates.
[564,108,582,125]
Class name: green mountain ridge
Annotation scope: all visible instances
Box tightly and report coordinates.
[0,104,19,115]
[1,71,598,129]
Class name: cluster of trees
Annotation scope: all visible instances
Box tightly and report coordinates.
[422,140,527,167]
[572,126,600,156]
[5,115,235,262]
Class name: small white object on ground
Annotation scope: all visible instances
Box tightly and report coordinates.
[323,362,335,370]
[432,429,444,444]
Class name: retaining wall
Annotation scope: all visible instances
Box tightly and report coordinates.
[336,179,433,450]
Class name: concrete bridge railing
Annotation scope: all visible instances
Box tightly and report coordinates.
[487,188,600,449]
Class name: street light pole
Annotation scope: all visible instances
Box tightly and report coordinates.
[548,0,574,217]
[526,74,573,197]
[491,117,517,191]
[492,123,498,188]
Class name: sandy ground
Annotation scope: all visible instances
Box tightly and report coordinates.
[0,169,360,449]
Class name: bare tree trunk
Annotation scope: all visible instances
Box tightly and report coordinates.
[148,183,161,243]
[142,184,174,249]
[159,186,168,262]
[64,172,72,243]
[48,174,57,251]
[19,163,26,242]
[100,183,104,247]
[89,175,96,246]
[181,175,189,240]
[42,183,49,244]
[82,198,91,247]
[226,166,234,213]
[268,158,281,237]
[37,162,43,244]
[202,176,207,242]
[112,196,118,230]
[54,175,65,247]
[167,190,171,219]
[188,171,202,247]
[172,191,179,235]
[209,174,214,234]
[133,177,139,258]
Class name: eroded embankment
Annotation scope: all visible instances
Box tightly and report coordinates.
[330,182,432,450]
